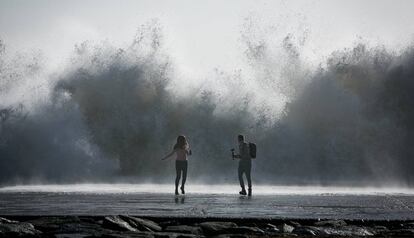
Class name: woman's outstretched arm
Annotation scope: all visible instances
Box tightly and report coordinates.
[161,150,175,160]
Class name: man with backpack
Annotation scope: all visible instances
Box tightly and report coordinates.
[232,134,256,196]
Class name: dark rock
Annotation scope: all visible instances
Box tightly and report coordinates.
[293,226,318,236]
[264,223,280,232]
[314,219,347,227]
[153,232,197,238]
[213,235,249,238]
[54,233,92,238]
[0,218,17,224]
[53,222,108,236]
[373,225,389,232]
[175,235,197,238]
[0,220,42,237]
[120,216,162,232]
[339,226,374,236]
[102,216,137,232]
[164,225,201,235]
[304,225,375,236]
[279,223,294,233]
[28,216,82,232]
[199,222,237,235]
[224,226,265,235]
[287,221,301,227]
[159,221,180,228]
[3,216,407,237]
[402,222,414,229]
[382,228,414,237]
[79,217,98,224]
[99,231,154,238]
[242,222,258,227]
[28,216,109,236]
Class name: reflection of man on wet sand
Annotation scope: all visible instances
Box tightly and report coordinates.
[232,134,253,196]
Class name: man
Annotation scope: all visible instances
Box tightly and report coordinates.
[232,134,252,196]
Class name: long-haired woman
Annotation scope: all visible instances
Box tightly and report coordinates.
[161,135,191,195]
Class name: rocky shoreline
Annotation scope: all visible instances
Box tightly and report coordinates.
[1,215,413,237]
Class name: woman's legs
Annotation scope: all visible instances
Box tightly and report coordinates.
[175,161,182,193]
[175,161,188,194]
[181,161,188,189]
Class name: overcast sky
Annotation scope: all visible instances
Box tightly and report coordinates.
[1,0,414,74]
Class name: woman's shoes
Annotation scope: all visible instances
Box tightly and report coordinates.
[175,187,185,195]
[239,189,247,195]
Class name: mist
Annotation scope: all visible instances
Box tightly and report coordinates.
[1,18,414,186]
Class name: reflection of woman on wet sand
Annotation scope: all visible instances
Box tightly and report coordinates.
[161,135,192,195]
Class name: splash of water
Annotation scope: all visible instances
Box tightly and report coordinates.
[1,21,414,187]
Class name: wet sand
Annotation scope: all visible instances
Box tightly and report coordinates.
[0,184,413,220]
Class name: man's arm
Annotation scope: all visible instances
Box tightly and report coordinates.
[233,144,244,159]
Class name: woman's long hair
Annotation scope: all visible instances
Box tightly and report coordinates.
[174,135,188,150]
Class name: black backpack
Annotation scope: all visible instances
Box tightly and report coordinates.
[249,142,257,159]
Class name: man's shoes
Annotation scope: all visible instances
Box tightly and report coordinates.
[175,189,179,195]
[239,189,247,195]
[180,186,185,194]
[248,188,252,196]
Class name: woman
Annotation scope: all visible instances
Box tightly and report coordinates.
[161,135,192,195]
